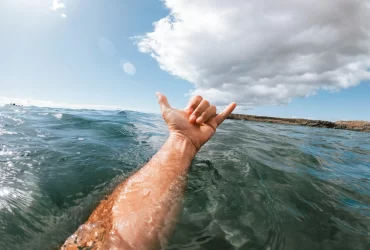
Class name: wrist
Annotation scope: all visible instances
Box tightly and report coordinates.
[168,132,198,158]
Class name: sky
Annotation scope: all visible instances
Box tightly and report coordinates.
[0,0,369,121]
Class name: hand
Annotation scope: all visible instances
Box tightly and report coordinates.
[156,92,236,151]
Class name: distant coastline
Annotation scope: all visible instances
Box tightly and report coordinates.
[227,114,370,133]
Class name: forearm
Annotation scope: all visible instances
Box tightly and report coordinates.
[62,93,235,250]
[62,134,196,250]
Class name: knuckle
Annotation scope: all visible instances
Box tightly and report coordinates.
[190,96,203,108]
[194,95,202,101]
[209,107,217,117]
[193,96,203,104]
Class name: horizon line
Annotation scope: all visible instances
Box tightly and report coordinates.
[0,96,155,113]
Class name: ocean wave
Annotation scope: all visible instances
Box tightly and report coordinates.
[0,106,369,250]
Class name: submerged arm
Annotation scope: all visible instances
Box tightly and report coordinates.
[62,93,236,250]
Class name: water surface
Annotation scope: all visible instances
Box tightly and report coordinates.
[1,106,369,249]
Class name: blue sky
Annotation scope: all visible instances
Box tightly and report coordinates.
[0,0,369,121]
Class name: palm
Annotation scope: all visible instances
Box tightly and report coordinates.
[164,109,217,150]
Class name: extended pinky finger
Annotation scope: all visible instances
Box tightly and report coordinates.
[215,102,237,126]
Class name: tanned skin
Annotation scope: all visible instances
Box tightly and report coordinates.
[61,93,236,250]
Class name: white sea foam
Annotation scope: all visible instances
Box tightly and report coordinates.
[0,187,11,197]
[0,114,24,125]
[0,129,17,136]
[54,114,63,120]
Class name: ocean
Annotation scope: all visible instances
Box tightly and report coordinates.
[1,105,370,250]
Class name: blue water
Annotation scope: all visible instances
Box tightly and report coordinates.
[1,105,370,250]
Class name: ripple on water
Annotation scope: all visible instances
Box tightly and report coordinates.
[0,106,370,250]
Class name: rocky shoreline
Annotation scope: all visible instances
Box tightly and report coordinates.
[227,114,370,133]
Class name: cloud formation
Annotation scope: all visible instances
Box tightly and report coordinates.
[61,13,67,19]
[122,62,136,75]
[50,0,65,11]
[138,0,370,106]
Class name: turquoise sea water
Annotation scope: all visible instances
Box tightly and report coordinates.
[1,105,370,250]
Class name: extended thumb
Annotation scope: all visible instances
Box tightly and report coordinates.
[156,92,171,111]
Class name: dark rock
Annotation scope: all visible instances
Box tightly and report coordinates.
[227,114,370,133]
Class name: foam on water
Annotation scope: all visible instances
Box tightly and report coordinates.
[54,113,63,120]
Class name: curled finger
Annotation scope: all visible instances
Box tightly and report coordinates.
[190,99,210,123]
[185,95,203,114]
[196,105,216,124]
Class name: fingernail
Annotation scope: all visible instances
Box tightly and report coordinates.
[190,114,196,122]
[196,117,203,124]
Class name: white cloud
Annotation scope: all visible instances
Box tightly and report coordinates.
[137,0,370,106]
[61,13,67,18]
[122,62,136,75]
[50,0,65,11]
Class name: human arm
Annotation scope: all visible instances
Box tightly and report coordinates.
[61,93,236,250]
